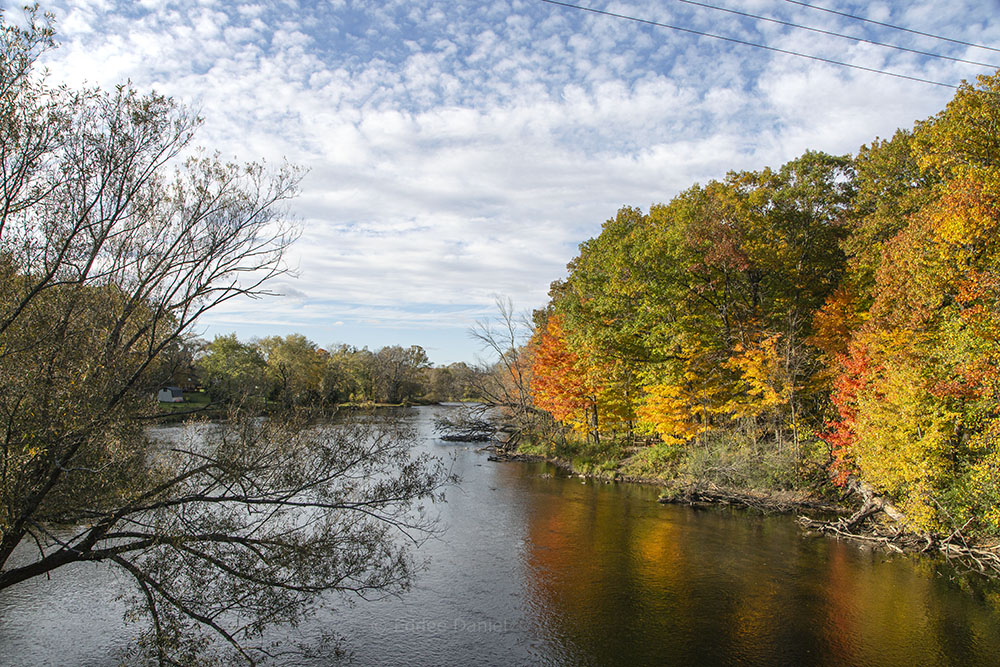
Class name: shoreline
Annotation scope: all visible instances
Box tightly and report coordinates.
[484,446,1000,577]
[485,448,849,516]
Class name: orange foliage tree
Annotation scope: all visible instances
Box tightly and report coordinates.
[529,314,600,440]
[823,71,1000,535]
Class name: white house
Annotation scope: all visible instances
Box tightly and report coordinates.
[157,386,185,403]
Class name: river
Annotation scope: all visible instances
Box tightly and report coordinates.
[2,405,999,665]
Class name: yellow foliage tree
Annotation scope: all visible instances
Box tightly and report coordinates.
[636,343,726,446]
[721,334,791,420]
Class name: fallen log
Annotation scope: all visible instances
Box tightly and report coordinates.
[657,483,845,514]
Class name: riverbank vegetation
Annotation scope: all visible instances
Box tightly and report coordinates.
[482,71,1000,555]
[190,333,483,409]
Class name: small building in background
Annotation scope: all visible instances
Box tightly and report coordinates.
[157,386,185,403]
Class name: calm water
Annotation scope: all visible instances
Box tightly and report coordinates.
[2,405,1000,665]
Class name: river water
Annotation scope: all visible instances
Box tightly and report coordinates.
[2,405,1000,665]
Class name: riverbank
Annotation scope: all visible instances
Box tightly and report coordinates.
[486,441,1000,577]
[486,447,848,516]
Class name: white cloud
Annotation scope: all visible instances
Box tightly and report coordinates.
[6,0,997,362]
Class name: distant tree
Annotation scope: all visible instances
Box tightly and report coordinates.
[373,345,430,404]
[420,365,453,403]
[447,362,482,400]
[256,333,325,406]
[321,344,377,403]
[196,333,269,403]
[421,362,481,402]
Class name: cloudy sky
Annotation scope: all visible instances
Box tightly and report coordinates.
[9,0,1000,363]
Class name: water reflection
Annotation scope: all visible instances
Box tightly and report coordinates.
[512,461,1000,666]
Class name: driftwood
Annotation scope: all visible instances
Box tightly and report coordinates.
[486,452,544,463]
[434,413,497,442]
[658,484,845,515]
[433,406,525,449]
[799,515,1000,575]
[837,477,908,531]
[799,476,1000,577]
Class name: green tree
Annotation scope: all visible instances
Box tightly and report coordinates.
[373,344,430,404]
[196,333,269,403]
[322,344,377,403]
[420,362,479,402]
[845,129,937,294]
[257,333,325,406]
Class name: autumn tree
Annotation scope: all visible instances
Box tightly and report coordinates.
[532,151,851,456]
[530,313,600,439]
[824,71,1000,537]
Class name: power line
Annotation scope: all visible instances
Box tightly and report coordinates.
[669,0,999,69]
[781,0,1000,55]
[539,0,961,90]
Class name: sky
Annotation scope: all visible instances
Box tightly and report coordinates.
[6,0,1000,364]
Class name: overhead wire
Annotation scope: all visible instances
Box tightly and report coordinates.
[667,0,999,69]
[780,0,1000,54]
[539,0,963,89]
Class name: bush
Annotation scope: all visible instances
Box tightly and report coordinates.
[675,433,800,491]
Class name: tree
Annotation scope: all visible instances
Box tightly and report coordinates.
[530,313,598,438]
[257,333,325,407]
[529,153,851,453]
[321,344,377,404]
[196,333,269,403]
[372,345,429,404]
[823,71,1000,536]
[420,362,479,403]
[844,129,936,294]
[550,206,656,443]
[432,297,546,447]
[0,11,450,663]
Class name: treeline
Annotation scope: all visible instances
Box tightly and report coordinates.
[176,334,481,407]
[521,71,1000,539]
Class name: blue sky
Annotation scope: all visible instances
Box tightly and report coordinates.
[9,0,1000,364]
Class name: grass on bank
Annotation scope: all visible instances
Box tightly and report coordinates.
[519,429,834,497]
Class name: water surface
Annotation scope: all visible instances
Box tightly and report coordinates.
[2,405,999,665]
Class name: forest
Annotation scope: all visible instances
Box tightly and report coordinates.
[513,71,1000,544]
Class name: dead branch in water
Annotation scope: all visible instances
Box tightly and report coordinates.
[799,514,1000,577]
[658,483,845,515]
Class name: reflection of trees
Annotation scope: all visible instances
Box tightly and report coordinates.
[513,474,1000,664]
[818,543,1000,665]
[518,479,696,663]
